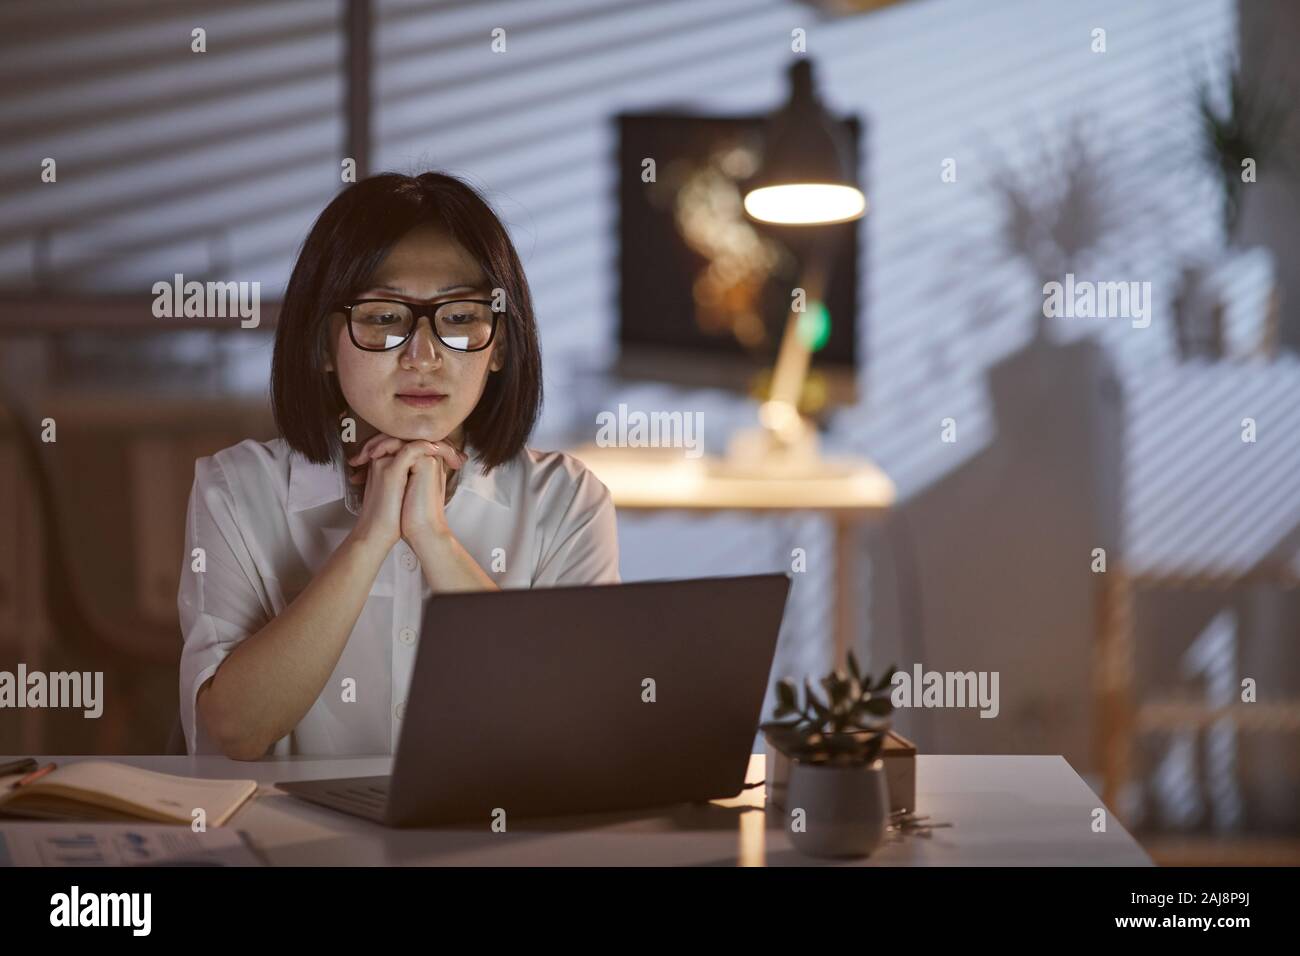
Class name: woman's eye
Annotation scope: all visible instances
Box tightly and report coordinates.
[444,313,471,324]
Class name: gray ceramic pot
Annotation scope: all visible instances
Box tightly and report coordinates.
[784,758,889,859]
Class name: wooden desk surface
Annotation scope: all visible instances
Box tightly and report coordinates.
[564,444,895,513]
[2,754,1151,866]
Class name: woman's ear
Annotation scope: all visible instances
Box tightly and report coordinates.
[488,339,505,373]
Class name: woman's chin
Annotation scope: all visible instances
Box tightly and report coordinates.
[383,417,448,442]
[353,403,455,443]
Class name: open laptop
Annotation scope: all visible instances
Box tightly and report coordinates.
[277,572,791,827]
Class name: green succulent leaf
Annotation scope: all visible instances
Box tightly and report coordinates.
[803,678,830,723]
[873,665,898,692]
[863,695,895,716]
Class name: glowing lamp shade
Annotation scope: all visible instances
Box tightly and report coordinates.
[742,59,865,227]
[744,183,866,225]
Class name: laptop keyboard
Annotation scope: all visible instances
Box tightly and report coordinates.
[319,779,390,814]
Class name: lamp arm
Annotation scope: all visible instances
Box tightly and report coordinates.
[769,258,827,412]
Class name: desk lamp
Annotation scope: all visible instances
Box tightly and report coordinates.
[726,58,866,477]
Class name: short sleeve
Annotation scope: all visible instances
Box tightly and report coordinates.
[532,468,620,587]
[177,455,273,754]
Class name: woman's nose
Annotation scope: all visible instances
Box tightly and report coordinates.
[400,316,443,369]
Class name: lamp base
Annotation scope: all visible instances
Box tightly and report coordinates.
[717,419,859,479]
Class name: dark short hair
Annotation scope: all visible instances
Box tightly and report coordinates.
[271,171,543,472]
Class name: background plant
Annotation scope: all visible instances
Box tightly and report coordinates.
[1193,53,1295,244]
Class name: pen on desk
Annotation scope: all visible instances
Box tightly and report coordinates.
[13,763,57,788]
[0,758,39,777]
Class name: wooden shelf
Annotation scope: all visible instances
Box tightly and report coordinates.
[1137,700,1300,732]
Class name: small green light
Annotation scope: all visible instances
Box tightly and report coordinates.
[797,301,831,352]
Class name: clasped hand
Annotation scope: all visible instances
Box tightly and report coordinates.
[345,433,468,550]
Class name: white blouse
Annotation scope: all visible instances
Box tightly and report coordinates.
[177,436,620,756]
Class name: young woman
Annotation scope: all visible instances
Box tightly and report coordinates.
[178,171,619,759]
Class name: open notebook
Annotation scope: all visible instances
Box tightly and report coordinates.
[0,762,257,826]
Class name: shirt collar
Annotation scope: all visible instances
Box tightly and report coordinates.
[287,442,510,514]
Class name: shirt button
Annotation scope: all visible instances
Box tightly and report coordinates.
[398,627,416,645]
[395,701,405,720]
[400,552,418,571]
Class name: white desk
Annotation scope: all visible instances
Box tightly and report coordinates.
[5,754,1151,866]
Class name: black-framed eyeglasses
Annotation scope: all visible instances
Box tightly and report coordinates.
[338,298,502,353]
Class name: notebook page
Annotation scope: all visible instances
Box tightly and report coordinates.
[23,762,256,823]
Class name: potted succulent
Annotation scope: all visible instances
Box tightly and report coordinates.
[761,654,897,859]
